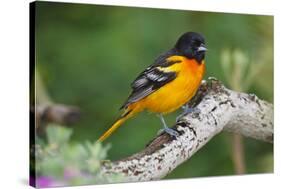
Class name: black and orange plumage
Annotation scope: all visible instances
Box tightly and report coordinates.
[98,32,207,142]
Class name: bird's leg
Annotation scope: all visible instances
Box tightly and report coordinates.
[176,104,201,122]
[157,114,179,137]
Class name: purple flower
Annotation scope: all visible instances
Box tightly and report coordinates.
[36,176,56,188]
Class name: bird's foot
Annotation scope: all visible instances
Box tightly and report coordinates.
[176,107,201,122]
[157,127,179,138]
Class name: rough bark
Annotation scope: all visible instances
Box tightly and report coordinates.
[100,78,273,182]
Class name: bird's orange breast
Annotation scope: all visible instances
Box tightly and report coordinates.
[136,56,205,114]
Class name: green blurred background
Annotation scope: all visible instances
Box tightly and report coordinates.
[35,1,273,179]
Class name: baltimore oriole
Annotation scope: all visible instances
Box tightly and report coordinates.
[98,32,207,142]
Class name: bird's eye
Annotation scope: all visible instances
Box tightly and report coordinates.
[195,40,201,47]
[191,40,201,51]
[191,40,201,48]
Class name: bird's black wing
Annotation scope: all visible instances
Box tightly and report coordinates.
[121,49,180,109]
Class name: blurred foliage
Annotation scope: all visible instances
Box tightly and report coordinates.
[35,1,273,182]
[35,125,123,187]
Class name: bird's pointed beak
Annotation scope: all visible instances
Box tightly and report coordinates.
[197,44,207,52]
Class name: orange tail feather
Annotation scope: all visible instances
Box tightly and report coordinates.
[97,107,139,142]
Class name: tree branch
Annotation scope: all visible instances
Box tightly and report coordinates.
[34,104,81,136]
[100,78,273,182]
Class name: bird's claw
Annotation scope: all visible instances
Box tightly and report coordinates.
[176,107,200,122]
[207,76,218,81]
[157,127,179,138]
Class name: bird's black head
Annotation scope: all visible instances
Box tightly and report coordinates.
[175,32,207,63]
